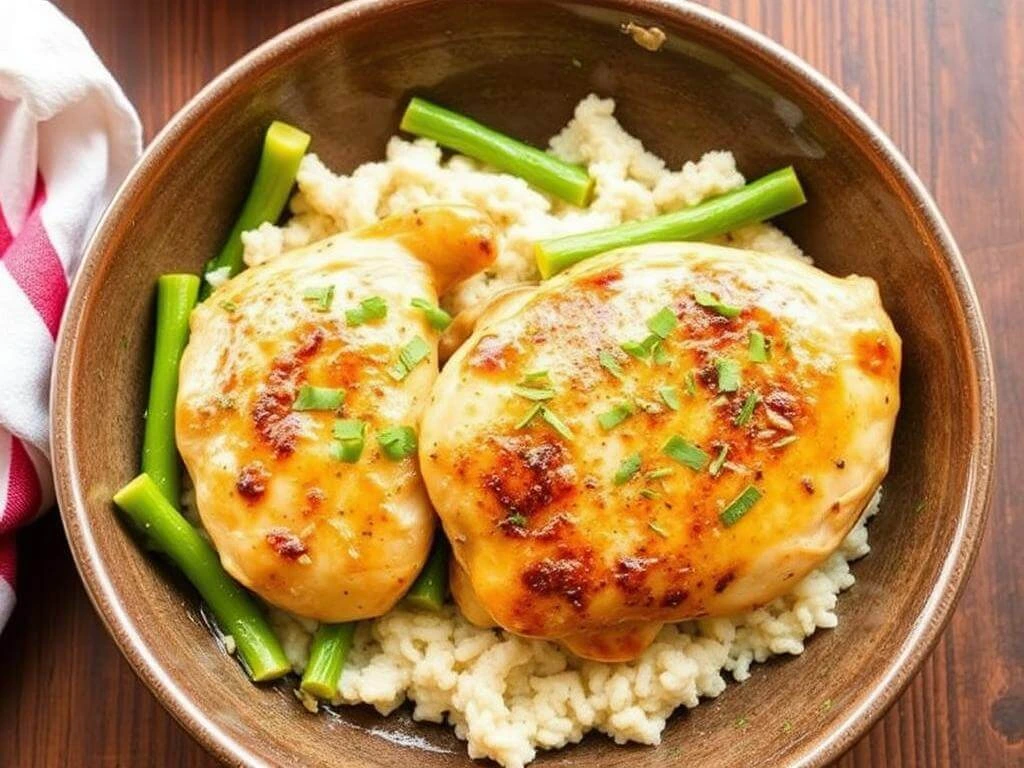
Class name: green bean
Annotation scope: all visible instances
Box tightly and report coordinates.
[142,274,199,503]
[300,622,356,700]
[404,534,449,611]
[199,120,311,298]
[535,166,807,278]
[113,474,291,682]
[400,97,594,207]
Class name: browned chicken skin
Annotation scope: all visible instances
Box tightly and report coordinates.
[420,242,900,661]
[176,206,495,622]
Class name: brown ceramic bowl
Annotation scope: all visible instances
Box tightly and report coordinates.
[51,1,995,766]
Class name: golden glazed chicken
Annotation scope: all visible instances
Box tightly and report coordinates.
[176,206,496,622]
[420,241,900,661]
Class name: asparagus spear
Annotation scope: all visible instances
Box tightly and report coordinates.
[300,622,356,700]
[199,120,311,298]
[141,274,200,504]
[113,473,291,682]
[404,534,449,611]
[535,166,807,278]
[400,97,594,207]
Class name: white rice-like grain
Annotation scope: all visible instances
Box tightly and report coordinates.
[241,94,879,768]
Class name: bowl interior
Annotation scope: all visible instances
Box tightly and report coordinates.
[53,1,992,766]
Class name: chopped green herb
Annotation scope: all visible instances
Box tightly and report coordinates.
[648,520,669,537]
[735,716,749,729]
[720,485,762,527]
[512,385,556,401]
[639,489,661,500]
[377,425,417,460]
[330,419,366,462]
[346,295,388,326]
[716,357,741,392]
[400,336,430,370]
[522,370,550,383]
[333,419,365,441]
[646,307,678,339]
[614,453,642,485]
[684,370,698,396]
[748,330,770,362]
[293,385,345,411]
[709,445,729,477]
[515,403,544,430]
[658,385,680,411]
[770,434,799,449]
[388,336,431,381]
[735,391,759,426]
[646,468,674,481]
[620,334,664,362]
[410,297,453,330]
[598,401,636,430]
[505,513,527,528]
[540,407,574,440]
[661,435,708,471]
[599,351,626,381]
[694,290,741,318]
[218,300,238,313]
[302,285,335,312]
[652,341,670,366]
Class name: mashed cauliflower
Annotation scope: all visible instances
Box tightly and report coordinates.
[242,95,874,768]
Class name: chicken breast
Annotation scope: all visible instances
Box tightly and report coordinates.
[420,241,900,661]
[176,206,496,622]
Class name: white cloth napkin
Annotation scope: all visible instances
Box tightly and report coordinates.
[0,0,142,630]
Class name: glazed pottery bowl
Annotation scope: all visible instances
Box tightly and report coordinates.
[51,1,995,766]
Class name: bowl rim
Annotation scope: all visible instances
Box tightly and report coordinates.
[50,1,996,766]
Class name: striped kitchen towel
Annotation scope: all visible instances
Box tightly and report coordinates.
[0,0,141,630]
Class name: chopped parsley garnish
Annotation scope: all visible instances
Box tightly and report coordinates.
[388,336,430,381]
[661,435,708,471]
[302,285,336,312]
[599,351,626,381]
[522,370,550,383]
[598,401,636,430]
[748,330,770,362]
[709,445,729,477]
[685,370,698,396]
[505,513,527,528]
[646,307,678,339]
[515,403,544,429]
[648,521,669,537]
[693,290,741,318]
[516,404,574,441]
[716,357,741,392]
[652,342,670,365]
[621,334,669,364]
[540,407,574,440]
[658,385,680,411]
[734,391,759,426]
[377,425,417,460]
[614,453,642,485]
[720,485,762,527]
[346,295,388,326]
[293,385,345,411]
[646,468,674,481]
[410,297,453,330]
[330,419,366,462]
[512,385,556,401]
[218,300,238,313]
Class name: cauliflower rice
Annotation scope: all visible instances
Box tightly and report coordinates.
[239,95,876,768]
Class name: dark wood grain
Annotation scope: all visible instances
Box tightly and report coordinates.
[1,0,1019,766]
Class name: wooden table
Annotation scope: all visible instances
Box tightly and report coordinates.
[2,1,1020,765]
